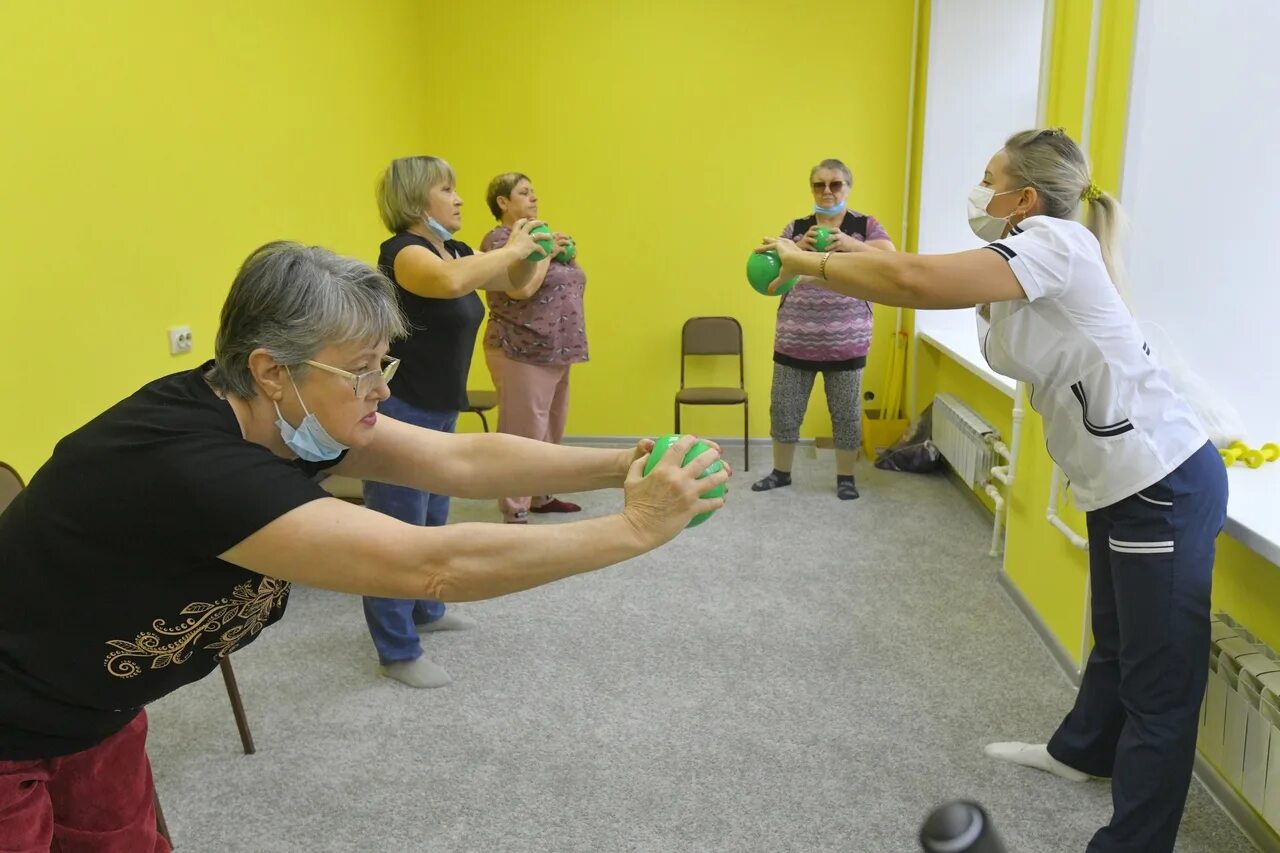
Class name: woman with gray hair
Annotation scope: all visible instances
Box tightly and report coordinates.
[362,155,570,689]
[750,158,896,501]
[0,241,727,851]
[760,128,1225,853]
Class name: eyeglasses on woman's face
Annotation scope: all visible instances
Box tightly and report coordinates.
[303,356,400,397]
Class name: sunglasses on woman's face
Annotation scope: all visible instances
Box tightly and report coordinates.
[812,181,846,193]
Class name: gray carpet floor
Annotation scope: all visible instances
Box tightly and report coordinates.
[147,449,1254,852]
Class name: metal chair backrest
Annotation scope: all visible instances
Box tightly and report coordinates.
[680,316,744,389]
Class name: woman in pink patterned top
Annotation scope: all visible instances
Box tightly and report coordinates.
[481,173,589,523]
[751,159,896,500]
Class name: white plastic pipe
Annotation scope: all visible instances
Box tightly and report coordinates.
[984,482,1006,557]
[991,437,1012,485]
[1047,464,1089,550]
[984,382,1025,551]
[991,437,1011,485]
[991,383,1027,481]
[1008,382,1026,482]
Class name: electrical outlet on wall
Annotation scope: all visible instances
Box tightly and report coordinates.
[168,325,193,355]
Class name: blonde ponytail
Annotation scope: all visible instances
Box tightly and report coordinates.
[1083,189,1129,300]
[1004,128,1129,299]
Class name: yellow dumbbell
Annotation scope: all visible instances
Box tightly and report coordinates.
[1219,442,1278,468]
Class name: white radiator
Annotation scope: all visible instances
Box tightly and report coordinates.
[933,393,997,488]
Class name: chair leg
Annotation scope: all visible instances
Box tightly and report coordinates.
[154,788,173,847]
[219,657,256,755]
[674,401,681,434]
[743,401,750,472]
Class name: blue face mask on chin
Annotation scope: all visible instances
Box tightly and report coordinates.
[425,216,454,241]
[273,369,349,462]
[814,200,847,216]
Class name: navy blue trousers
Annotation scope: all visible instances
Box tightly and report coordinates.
[1048,442,1228,852]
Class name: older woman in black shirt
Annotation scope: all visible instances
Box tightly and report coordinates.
[0,241,727,851]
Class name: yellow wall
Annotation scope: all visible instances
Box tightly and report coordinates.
[2,2,921,469]
[1089,0,1138,191]
[1044,0,1095,142]
[425,0,919,439]
[0,0,431,479]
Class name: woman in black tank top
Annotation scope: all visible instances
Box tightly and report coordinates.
[362,155,560,689]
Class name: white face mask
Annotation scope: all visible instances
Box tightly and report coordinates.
[425,216,454,241]
[967,185,1024,242]
[273,369,349,462]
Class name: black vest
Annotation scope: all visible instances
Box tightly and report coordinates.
[790,210,868,243]
[774,210,874,373]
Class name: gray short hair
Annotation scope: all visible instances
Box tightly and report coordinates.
[376,156,456,233]
[208,242,408,398]
[810,158,853,186]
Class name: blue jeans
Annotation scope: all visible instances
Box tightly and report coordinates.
[1048,441,1228,853]
[361,396,458,664]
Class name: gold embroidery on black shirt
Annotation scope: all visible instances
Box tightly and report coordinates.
[104,577,289,678]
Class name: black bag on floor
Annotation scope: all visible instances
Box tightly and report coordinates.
[874,404,943,474]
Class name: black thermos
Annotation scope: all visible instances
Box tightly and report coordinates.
[919,801,1008,853]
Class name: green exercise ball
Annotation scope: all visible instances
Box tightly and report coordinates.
[554,241,576,263]
[526,224,554,261]
[642,433,725,528]
[814,226,832,252]
[746,250,797,296]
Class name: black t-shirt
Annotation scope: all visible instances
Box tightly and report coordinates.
[0,363,341,759]
[378,232,485,412]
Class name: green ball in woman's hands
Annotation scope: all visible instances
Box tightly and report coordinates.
[814,226,832,252]
[747,250,797,296]
[527,224,554,261]
[642,433,725,528]
[554,241,576,263]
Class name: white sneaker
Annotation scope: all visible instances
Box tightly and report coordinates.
[983,742,1092,782]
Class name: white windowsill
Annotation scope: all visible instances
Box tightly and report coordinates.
[915,308,1280,568]
[1223,465,1280,567]
[915,308,1016,398]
